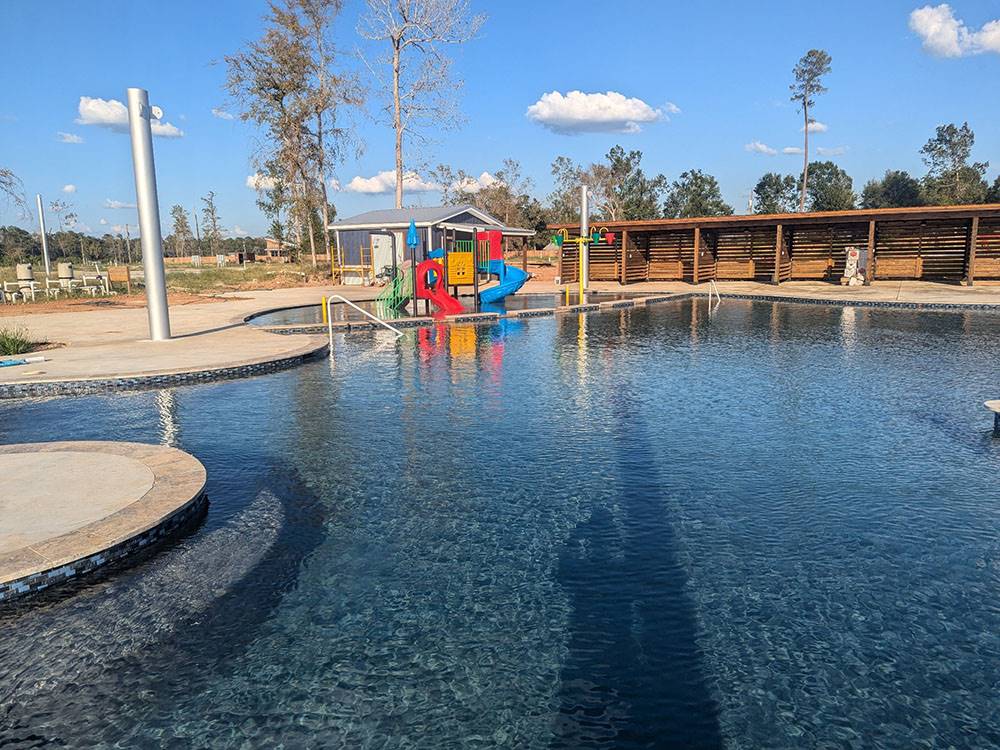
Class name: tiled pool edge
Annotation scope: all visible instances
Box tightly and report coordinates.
[0,442,208,604]
[0,343,328,400]
[256,291,1000,338]
[0,491,208,603]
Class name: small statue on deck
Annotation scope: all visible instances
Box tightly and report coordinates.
[842,246,865,286]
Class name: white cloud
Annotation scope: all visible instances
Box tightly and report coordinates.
[783,146,804,155]
[816,146,849,156]
[75,223,92,233]
[230,224,249,237]
[909,4,1000,57]
[526,90,665,134]
[328,177,341,191]
[212,107,235,120]
[104,198,136,209]
[76,96,184,138]
[345,170,438,194]
[57,131,83,144]
[745,140,777,156]
[246,173,277,191]
[111,223,135,234]
[99,218,108,225]
[453,171,497,193]
[62,184,76,193]
[664,101,681,114]
[804,121,828,133]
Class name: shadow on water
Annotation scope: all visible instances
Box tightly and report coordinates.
[551,391,723,749]
[0,460,327,748]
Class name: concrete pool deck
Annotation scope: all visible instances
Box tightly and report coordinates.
[0,286,373,397]
[0,441,207,602]
[4,280,1000,397]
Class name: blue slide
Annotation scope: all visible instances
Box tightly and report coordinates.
[479,259,529,304]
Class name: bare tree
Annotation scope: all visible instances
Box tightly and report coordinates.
[359,0,485,209]
[296,0,362,264]
[0,167,26,218]
[201,191,225,254]
[790,49,832,211]
[169,205,193,257]
[48,199,78,257]
[226,0,360,269]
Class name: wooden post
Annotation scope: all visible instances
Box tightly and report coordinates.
[865,220,876,285]
[966,216,980,286]
[620,229,629,284]
[522,238,528,273]
[772,224,783,284]
[692,227,701,284]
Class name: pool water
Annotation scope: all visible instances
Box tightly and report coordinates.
[249,291,645,326]
[2,299,1000,748]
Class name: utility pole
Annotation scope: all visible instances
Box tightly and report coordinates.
[35,194,51,276]
[193,208,202,254]
[580,185,589,293]
[126,87,171,341]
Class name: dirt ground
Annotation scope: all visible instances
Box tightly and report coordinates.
[0,292,233,318]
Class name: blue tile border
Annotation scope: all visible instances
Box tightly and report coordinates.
[0,491,208,604]
[0,345,327,400]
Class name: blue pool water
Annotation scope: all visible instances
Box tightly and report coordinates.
[2,299,1000,748]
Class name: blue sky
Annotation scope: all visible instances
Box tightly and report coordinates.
[1,0,998,236]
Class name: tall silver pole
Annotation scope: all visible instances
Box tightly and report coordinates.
[580,185,589,292]
[126,87,171,341]
[35,194,51,276]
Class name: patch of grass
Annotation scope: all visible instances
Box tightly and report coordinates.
[165,264,318,294]
[0,326,35,355]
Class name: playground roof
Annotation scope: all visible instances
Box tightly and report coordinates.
[330,205,534,236]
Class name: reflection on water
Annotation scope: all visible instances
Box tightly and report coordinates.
[249,291,647,326]
[3,300,1000,748]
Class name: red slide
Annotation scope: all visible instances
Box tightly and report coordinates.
[415,259,464,315]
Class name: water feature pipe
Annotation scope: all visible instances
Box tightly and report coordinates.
[126,87,171,341]
[35,195,51,277]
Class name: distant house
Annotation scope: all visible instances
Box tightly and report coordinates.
[261,237,294,263]
[329,205,533,282]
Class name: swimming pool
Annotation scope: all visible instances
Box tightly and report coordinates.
[2,298,999,748]
[248,291,646,325]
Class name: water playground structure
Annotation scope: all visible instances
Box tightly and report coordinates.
[327,205,534,317]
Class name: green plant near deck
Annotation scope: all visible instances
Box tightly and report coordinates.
[0,326,35,355]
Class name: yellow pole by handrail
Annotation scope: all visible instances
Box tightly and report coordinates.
[321,296,329,324]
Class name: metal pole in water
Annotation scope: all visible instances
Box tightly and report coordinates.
[126,87,171,341]
[35,194,51,276]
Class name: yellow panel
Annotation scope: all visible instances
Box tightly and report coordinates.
[447,252,474,285]
[449,325,476,359]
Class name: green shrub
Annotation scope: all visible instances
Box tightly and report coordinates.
[0,326,35,355]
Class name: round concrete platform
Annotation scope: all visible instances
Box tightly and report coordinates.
[0,441,207,603]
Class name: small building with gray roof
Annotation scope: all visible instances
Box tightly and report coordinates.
[329,205,534,282]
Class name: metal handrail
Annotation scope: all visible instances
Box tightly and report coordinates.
[326,294,404,356]
[708,279,722,306]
